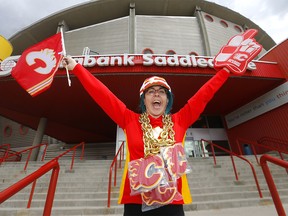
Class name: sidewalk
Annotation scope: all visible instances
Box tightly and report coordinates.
[185,204,288,216]
[96,203,287,216]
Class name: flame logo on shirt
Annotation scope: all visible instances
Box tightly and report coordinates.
[26,49,57,74]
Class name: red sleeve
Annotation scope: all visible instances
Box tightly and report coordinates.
[177,69,230,128]
[72,64,127,128]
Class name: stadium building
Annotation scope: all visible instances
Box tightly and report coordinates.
[0,0,287,160]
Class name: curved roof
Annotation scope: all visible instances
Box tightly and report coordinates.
[10,0,275,55]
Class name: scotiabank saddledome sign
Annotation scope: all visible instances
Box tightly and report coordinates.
[0,54,257,77]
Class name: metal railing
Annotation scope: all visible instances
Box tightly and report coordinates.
[201,139,263,198]
[25,141,85,211]
[0,141,85,214]
[107,141,125,207]
[258,137,288,152]
[0,143,48,171]
[0,159,60,216]
[236,137,288,166]
[260,154,288,216]
[0,144,12,164]
[23,141,86,210]
[53,142,85,171]
[0,149,22,163]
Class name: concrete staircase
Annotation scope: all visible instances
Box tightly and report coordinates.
[1,155,288,215]
[187,155,288,211]
[44,143,116,161]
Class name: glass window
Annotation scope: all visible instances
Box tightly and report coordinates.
[190,115,224,128]
[142,48,154,54]
[4,125,12,137]
[207,116,224,128]
[166,50,176,55]
[189,51,198,56]
[220,20,228,28]
[205,15,214,22]
[208,140,230,156]
[234,25,242,33]
[19,125,29,135]
[191,116,207,128]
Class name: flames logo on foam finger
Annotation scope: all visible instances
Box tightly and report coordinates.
[128,155,165,193]
[141,180,182,206]
[162,143,188,179]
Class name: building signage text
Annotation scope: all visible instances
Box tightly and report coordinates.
[0,54,257,77]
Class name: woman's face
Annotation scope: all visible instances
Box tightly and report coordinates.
[144,86,168,118]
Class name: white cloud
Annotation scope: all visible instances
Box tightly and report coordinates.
[208,0,288,43]
[0,0,89,38]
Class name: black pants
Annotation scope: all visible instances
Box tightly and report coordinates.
[124,204,185,216]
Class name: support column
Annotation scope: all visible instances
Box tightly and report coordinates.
[194,6,211,56]
[31,117,47,161]
[129,2,136,54]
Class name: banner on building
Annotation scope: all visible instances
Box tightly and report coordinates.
[225,82,288,128]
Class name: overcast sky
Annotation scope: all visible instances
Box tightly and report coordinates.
[0,0,287,44]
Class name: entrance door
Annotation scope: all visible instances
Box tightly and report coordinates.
[185,138,206,158]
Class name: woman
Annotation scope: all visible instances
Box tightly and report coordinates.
[62,55,228,215]
[62,30,261,216]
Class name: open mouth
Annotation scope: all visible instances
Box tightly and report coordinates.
[152,100,161,108]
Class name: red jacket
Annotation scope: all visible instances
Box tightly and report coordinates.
[72,64,229,204]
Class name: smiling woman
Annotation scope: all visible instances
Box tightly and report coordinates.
[61,26,264,214]
[62,54,232,215]
[61,26,263,214]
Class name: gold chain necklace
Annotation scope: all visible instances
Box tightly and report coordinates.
[139,112,175,157]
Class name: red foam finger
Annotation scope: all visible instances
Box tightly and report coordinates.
[241,29,258,40]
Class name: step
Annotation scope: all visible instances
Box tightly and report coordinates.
[1,155,287,215]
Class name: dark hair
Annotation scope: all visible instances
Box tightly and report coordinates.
[139,90,174,114]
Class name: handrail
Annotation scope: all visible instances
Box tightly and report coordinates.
[236,137,288,166]
[0,159,60,216]
[107,141,125,208]
[258,136,288,151]
[53,141,85,171]
[26,141,85,210]
[0,143,11,155]
[0,148,22,163]
[260,154,288,216]
[201,139,263,198]
[236,137,262,165]
[0,144,11,164]
[0,141,85,214]
[1,143,48,171]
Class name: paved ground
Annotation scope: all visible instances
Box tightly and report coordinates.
[96,204,287,216]
[185,204,288,216]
